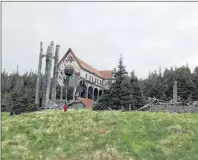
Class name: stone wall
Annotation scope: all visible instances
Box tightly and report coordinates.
[151,105,198,113]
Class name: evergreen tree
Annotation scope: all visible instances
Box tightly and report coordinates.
[139,79,147,105]
[109,55,128,109]
[120,76,132,109]
[130,71,143,108]
[175,65,194,101]
[93,90,111,110]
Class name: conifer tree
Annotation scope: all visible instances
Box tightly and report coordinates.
[93,90,111,110]
[110,55,128,109]
[130,71,143,108]
[120,76,132,109]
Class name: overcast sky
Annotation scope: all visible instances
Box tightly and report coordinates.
[2,2,198,78]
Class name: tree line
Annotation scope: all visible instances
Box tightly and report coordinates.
[1,56,198,112]
[1,69,73,113]
[94,56,198,110]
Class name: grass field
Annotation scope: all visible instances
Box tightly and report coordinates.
[2,109,198,160]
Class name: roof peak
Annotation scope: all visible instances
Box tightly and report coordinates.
[59,48,113,79]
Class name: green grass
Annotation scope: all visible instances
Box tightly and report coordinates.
[2,109,198,160]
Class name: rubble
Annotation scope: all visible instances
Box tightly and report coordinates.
[43,99,86,110]
[66,99,86,109]
[137,97,198,113]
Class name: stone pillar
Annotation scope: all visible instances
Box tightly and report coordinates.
[43,42,53,108]
[35,42,43,106]
[173,81,177,103]
[65,86,68,101]
[97,90,99,102]
[51,45,60,102]
[60,86,63,100]
[73,87,76,100]
[92,88,94,101]
[129,103,131,110]
[86,86,88,98]
[42,46,49,107]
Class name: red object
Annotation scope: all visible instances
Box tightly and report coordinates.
[63,104,68,112]
[79,98,94,108]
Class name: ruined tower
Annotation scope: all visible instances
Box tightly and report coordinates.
[35,41,61,108]
[43,42,54,107]
[35,42,43,107]
[173,80,177,103]
[51,45,60,102]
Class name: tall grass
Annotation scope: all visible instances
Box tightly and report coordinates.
[2,110,198,160]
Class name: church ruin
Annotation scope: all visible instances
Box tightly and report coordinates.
[35,41,114,108]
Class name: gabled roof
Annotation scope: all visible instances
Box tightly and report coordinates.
[99,70,113,79]
[77,58,104,78]
[58,48,113,79]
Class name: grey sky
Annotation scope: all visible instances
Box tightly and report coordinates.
[2,2,198,78]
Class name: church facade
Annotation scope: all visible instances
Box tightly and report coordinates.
[58,48,114,102]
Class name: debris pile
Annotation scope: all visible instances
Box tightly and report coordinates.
[66,99,86,109]
[137,97,198,113]
[44,99,86,110]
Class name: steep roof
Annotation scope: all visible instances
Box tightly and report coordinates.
[58,48,113,79]
[77,58,103,78]
[99,70,113,79]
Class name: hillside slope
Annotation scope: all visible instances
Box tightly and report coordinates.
[2,110,198,160]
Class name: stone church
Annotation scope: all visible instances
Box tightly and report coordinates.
[58,48,114,102]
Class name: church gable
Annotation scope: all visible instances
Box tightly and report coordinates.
[58,49,81,72]
[58,48,113,80]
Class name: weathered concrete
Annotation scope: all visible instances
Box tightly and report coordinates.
[60,86,63,100]
[42,46,49,106]
[73,86,77,100]
[173,81,177,103]
[42,42,54,108]
[151,104,198,113]
[35,42,43,106]
[44,42,54,108]
[51,45,60,102]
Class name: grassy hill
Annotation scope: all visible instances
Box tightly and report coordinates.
[2,110,198,160]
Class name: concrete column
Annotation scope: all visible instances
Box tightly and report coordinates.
[129,103,131,110]
[173,81,177,103]
[92,88,94,101]
[73,87,76,100]
[51,45,60,102]
[35,42,43,106]
[65,86,68,101]
[60,86,63,100]
[86,86,88,98]
[43,42,53,108]
[42,46,49,107]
